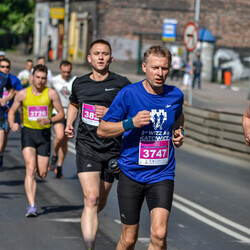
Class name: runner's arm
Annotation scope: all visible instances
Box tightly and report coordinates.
[97,110,150,138]
[242,106,250,146]
[0,88,15,106]
[173,112,184,130]
[8,90,25,131]
[172,112,184,148]
[65,102,79,138]
[49,88,64,123]
[95,105,108,119]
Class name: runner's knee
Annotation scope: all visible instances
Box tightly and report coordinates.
[120,231,137,248]
[150,227,167,247]
[84,194,99,208]
[37,170,47,179]
[55,131,65,141]
[26,164,36,177]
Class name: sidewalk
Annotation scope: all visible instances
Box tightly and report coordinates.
[6,50,250,115]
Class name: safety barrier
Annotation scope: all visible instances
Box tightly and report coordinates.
[183,105,250,159]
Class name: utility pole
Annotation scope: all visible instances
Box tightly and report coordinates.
[63,0,69,60]
[189,0,200,105]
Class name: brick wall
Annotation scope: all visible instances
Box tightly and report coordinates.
[98,0,250,48]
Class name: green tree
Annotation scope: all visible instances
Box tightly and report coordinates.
[0,0,35,52]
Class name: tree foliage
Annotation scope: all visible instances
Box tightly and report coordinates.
[0,0,35,36]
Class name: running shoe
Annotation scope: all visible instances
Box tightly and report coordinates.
[56,166,63,179]
[50,155,58,171]
[26,205,37,217]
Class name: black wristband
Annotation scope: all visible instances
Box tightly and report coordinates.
[49,118,53,124]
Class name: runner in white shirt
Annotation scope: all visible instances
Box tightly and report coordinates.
[35,56,53,86]
[49,60,76,178]
[17,59,33,87]
[171,53,182,82]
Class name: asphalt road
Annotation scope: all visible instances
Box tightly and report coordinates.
[1,55,249,249]
[1,132,249,250]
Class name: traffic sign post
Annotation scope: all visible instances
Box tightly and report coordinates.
[183,22,199,105]
[183,22,199,52]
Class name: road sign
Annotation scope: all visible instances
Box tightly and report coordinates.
[183,22,199,52]
[50,8,65,20]
[162,19,178,42]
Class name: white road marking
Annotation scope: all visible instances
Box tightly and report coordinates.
[138,237,150,244]
[68,146,76,154]
[173,201,250,243]
[66,141,250,243]
[68,141,76,154]
[47,218,81,223]
[174,194,250,236]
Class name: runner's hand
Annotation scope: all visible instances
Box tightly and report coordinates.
[0,98,7,107]
[65,124,75,138]
[95,105,108,119]
[172,128,184,148]
[133,110,151,128]
[37,118,49,127]
[10,123,20,132]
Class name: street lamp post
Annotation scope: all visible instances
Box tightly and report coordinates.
[62,0,69,60]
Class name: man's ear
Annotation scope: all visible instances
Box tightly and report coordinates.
[109,56,113,64]
[142,62,146,73]
[87,55,91,64]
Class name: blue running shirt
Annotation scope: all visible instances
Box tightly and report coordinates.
[0,72,12,117]
[103,81,183,184]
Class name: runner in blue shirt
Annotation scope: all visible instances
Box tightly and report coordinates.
[0,58,15,168]
[0,58,23,165]
[97,45,184,250]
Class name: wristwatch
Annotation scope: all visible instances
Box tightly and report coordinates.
[176,126,184,135]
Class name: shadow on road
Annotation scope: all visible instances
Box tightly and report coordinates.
[0,180,24,186]
[39,205,83,215]
[0,192,24,199]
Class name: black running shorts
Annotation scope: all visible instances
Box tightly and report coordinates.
[0,117,9,132]
[21,127,51,157]
[75,139,119,183]
[117,171,174,225]
[52,114,66,126]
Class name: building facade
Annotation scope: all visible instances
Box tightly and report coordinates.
[34,0,250,80]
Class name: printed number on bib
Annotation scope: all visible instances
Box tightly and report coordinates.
[28,106,48,121]
[82,103,99,126]
[139,140,169,165]
[3,90,8,99]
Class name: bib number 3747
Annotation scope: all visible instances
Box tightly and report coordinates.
[139,140,169,166]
